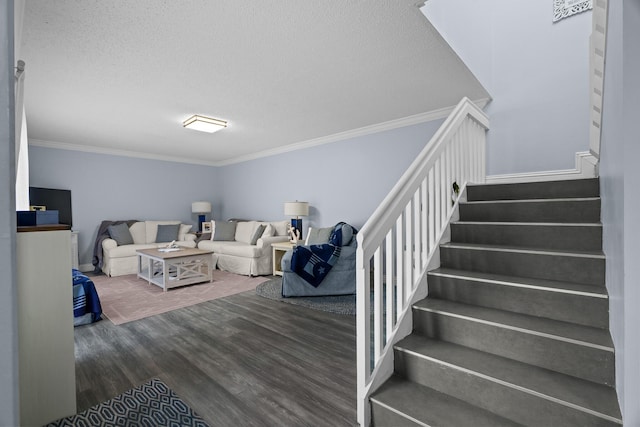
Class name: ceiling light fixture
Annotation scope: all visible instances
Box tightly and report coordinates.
[183,115,227,133]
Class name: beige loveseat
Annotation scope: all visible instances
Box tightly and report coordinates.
[102,220,197,277]
[197,220,289,276]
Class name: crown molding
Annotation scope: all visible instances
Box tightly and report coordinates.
[29,97,491,168]
[28,139,220,167]
[216,97,491,166]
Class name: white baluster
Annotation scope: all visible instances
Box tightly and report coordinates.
[373,247,383,362]
[385,230,394,333]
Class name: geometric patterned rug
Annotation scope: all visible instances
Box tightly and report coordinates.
[46,378,210,427]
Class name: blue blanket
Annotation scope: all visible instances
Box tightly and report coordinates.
[290,222,355,287]
[72,269,102,325]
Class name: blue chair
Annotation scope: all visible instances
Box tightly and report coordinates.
[280,230,356,297]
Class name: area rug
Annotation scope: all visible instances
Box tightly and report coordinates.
[92,270,268,325]
[47,378,209,427]
[256,277,356,315]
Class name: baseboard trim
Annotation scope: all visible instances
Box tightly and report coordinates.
[486,152,598,185]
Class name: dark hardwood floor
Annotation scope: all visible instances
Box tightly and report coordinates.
[74,288,357,426]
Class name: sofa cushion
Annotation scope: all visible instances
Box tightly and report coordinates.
[198,240,260,257]
[129,222,147,244]
[218,242,262,258]
[211,220,237,241]
[235,221,258,244]
[105,243,157,258]
[145,221,181,244]
[107,223,134,246]
[249,224,266,245]
[156,224,180,242]
[271,220,289,236]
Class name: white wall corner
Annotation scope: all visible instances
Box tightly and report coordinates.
[485,151,599,184]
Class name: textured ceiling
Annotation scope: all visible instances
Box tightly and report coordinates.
[19,0,489,166]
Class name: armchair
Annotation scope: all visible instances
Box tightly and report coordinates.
[280,227,357,297]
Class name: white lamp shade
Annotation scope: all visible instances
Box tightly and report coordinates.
[284,201,309,217]
[192,201,212,214]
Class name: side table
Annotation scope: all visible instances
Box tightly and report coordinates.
[271,241,296,276]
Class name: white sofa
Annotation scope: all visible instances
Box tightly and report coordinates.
[197,220,289,276]
[102,220,197,277]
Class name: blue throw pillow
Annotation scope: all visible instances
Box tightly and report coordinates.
[156,224,180,243]
[329,223,356,246]
[107,223,134,246]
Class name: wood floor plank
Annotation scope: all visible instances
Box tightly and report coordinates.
[73,287,357,426]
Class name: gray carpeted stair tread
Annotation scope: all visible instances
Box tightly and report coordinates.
[440,242,605,258]
[395,334,622,422]
[451,221,602,251]
[459,198,601,223]
[370,374,522,427]
[413,298,613,349]
[463,197,601,204]
[428,267,608,297]
[466,178,600,201]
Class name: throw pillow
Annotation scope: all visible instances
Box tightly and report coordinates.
[178,224,192,241]
[329,223,355,246]
[156,224,180,243]
[260,222,274,237]
[305,226,333,245]
[249,224,266,245]
[211,220,237,241]
[107,223,134,246]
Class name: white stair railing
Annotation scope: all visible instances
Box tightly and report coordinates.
[355,97,489,426]
[589,0,608,162]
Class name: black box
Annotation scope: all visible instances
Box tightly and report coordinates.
[17,210,59,226]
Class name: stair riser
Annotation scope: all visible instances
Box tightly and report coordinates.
[459,199,601,223]
[413,309,615,385]
[467,179,600,201]
[440,246,605,286]
[451,223,602,252]
[394,349,620,427]
[427,274,609,328]
[371,404,419,427]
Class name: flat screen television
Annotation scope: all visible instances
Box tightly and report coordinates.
[29,187,73,228]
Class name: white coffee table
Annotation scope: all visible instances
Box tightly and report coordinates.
[137,247,214,291]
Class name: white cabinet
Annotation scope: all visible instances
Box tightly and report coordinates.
[17,228,76,426]
[71,231,79,270]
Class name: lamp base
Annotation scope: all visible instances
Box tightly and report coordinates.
[198,214,206,232]
[291,218,303,239]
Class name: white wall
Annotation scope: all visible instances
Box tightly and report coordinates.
[422,0,592,176]
[0,0,19,424]
[29,147,221,268]
[599,0,640,424]
[218,118,445,236]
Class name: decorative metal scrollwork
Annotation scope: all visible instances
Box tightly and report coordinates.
[554,0,592,22]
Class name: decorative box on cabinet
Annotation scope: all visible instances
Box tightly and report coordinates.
[16,226,76,426]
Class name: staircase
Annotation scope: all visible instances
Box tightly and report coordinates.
[369,178,622,426]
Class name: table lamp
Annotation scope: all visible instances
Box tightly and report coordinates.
[192,201,212,232]
[284,201,309,238]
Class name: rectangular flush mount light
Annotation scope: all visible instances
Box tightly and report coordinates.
[183,115,227,133]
